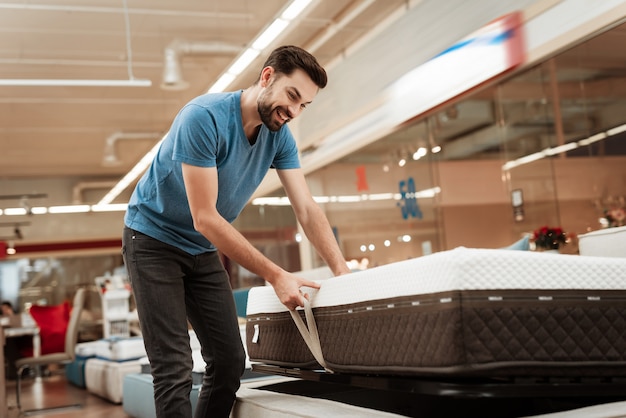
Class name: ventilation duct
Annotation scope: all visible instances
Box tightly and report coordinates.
[103,132,162,166]
[161,40,242,90]
[72,181,118,204]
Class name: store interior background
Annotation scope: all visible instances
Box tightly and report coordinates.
[1,0,625,335]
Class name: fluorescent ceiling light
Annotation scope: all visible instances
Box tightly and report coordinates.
[0,207,47,215]
[607,123,626,136]
[368,193,396,201]
[252,196,292,206]
[251,188,441,206]
[544,142,578,155]
[0,78,152,87]
[91,203,128,212]
[502,151,545,170]
[48,205,90,214]
[0,204,128,217]
[209,0,312,94]
[253,19,290,50]
[503,122,626,171]
[208,73,237,94]
[282,0,314,19]
[577,132,606,146]
[337,195,362,203]
[2,208,27,216]
[228,49,261,76]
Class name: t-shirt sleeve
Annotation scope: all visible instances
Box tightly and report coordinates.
[272,129,301,169]
[171,104,218,168]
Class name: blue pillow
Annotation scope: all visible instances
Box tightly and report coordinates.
[501,235,530,251]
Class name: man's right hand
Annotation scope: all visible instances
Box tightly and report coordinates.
[270,271,321,311]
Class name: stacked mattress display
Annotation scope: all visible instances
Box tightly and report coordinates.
[579,225,626,258]
[85,337,146,403]
[246,247,626,378]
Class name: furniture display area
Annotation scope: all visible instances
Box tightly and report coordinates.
[14,288,86,415]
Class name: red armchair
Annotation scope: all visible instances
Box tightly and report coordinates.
[29,300,71,355]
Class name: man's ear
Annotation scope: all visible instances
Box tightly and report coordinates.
[260,66,274,87]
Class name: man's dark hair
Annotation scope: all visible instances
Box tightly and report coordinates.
[259,45,327,89]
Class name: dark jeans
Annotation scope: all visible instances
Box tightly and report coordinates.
[122,227,245,418]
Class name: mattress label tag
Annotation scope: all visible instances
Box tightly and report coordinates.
[252,324,260,344]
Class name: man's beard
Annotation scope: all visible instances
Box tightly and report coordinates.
[257,87,288,132]
[258,102,283,132]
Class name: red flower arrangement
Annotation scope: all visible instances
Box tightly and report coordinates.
[532,226,567,250]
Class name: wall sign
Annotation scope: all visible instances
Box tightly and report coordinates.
[398,177,423,220]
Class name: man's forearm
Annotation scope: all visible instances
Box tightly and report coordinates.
[196,215,286,284]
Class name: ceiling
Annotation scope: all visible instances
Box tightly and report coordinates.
[1,1,625,209]
[336,20,626,166]
[0,0,405,196]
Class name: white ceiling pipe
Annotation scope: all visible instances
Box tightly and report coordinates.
[103,132,162,166]
[72,181,118,204]
[161,40,242,90]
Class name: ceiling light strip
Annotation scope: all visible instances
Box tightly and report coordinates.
[251,187,441,206]
[502,122,626,171]
[208,0,315,94]
[0,204,128,216]
[0,79,152,87]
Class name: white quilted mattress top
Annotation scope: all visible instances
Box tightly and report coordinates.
[246,247,626,315]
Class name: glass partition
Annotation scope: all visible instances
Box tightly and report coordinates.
[298,20,626,266]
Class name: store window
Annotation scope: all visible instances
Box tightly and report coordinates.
[235,21,626,270]
[304,21,626,266]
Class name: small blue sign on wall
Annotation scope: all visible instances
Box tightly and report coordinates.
[397,177,423,220]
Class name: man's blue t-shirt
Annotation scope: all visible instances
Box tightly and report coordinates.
[124,91,301,255]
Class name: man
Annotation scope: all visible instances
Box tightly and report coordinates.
[1,301,14,318]
[122,45,350,418]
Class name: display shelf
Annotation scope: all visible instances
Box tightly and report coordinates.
[96,276,132,338]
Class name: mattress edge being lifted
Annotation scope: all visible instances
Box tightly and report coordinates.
[246,247,626,316]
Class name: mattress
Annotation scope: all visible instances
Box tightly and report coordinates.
[246,247,626,377]
[92,336,146,361]
[579,225,626,258]
[74,340,100,358]
[85,357,142,403]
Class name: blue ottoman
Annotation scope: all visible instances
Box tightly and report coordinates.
[65,355,92,388]
[122,373,201,417]
[232,288,250,318]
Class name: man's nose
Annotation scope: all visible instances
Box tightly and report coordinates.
[287,104,301,119]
